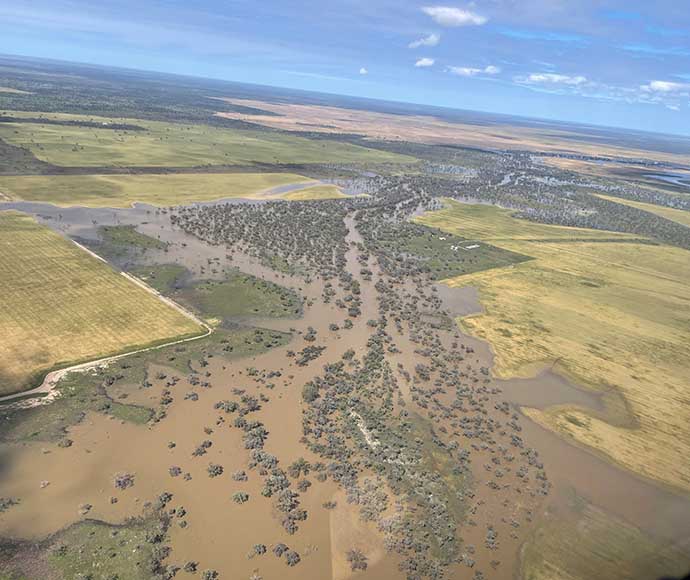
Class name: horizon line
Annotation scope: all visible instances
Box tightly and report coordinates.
[2,52,690,141]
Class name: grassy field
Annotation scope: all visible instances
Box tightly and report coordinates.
[47,518,164,580]
[417,200,690,492]
[0,110,414,167]
[374,221,531,280]
[522,495,690,580]
[0,172,334,207]
[0,211,204,396]
[281,184,347,200]
[100,225,167,250]
[131,265,302,321]
[595,194,690,227]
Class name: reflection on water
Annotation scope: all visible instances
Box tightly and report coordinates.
[644,172,690,189]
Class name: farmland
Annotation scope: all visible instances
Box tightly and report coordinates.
[0,172,332,207]
[0,211,204,395]
[522,495,690,580]
[0,111,414,167]
[417,200,690,492]
[281,184,348,200]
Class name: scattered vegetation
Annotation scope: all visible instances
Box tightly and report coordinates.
[418,200,690,491]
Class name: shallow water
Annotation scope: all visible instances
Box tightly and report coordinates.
[644,172,690,189]
[433,278,690,547]
[2,201,689,579]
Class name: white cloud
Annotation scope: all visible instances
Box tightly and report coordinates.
[447,65,501,77]
[359,67,368,75]
[409,33,440,48]
[517,73,588,86]
[415,57,435,68]
[421,6,487,27]
[641,80,690,93]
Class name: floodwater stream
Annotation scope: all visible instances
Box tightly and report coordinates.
[434,282,690,542]
[1,199,689,579]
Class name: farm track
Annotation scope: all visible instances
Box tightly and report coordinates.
[0,239,212,406]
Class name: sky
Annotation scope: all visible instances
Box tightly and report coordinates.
[1,1,690,135]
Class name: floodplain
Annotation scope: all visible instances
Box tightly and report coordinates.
[0,211,204,396]
[0,58,689,580]
[417,200,690,492]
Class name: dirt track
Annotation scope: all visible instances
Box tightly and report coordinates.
[0,240,211,406]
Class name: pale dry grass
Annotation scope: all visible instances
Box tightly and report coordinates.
[215,98,690,165]
[522,498,690,580]
[280,184,347,201]
[417,201,690,492]
[0,211,203,395]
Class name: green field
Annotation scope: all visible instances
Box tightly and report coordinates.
[0,172,333,207]
[0,211,204,396]
[100,225,167,249]
[375,220,531,279]
[0,512,167,580]
[417,200,690,492]
[131,265,302,321]
[0,111,414,167]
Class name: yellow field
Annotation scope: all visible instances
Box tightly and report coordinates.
[417,201,690,491]
[595,194,690,227]
[0,212,204,395]
[281,184,347,200]
[0,173,325,207]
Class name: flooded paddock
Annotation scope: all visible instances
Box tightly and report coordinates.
[1,199,689,580]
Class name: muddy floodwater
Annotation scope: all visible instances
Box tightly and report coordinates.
[1,199,689,580]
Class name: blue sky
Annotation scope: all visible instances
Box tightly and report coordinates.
[2,1,690,135]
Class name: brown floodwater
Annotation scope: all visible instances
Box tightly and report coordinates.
[1,201,689,580]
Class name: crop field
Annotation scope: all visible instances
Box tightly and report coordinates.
[0,211,204,395]
[0,172,342,207]
[595,194,690,227]
[417,200,690,492]
[0,111,414,167]
[281,184,347,200]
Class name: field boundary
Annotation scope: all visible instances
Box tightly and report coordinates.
[0,239,212,405]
